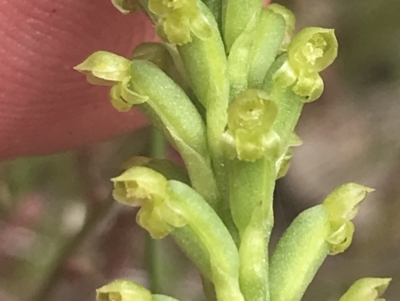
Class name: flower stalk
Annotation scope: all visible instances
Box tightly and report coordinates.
[74,1,391,301]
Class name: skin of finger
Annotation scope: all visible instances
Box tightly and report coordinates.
[0,0,154,160]
[0,0,271,161]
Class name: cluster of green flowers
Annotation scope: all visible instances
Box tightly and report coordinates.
[76,0,391,300]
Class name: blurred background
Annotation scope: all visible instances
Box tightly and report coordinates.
[1,0,399,300]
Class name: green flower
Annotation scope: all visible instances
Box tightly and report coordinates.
[75,51,149,112]
[111,166,187,238]
[288,27,338,72]
[149,0,212,45]
[339,278,391,301]
[272,27,338,102]
[323,183,374,254]
[227,91,276,133]
[222,89,281,161]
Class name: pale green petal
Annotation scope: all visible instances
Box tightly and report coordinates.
[74,51,131,83]
[233,129,281,162]
[111,166,187,238]
[323,183,374,220]
[111,0,141,14]
[120,78,149,105]
[221,131,238,160]
[149,0,209,45]
[137,207,175,239]
[110,77,149,112]
[276,133,301,178]
[289,132,303,146]
[323,183,373,254]
[267,4,295,36]
[112,181,137,204]
[327,219,355,255]
[163,13,192,45]
[110,83,132,112]
[190,11,213,41]
[262,130,281,160]
[111,166,168,206]
[276,147,293,179]
[86,75,116,86]
[235,128,267,161]
[272,60,297,89]
[267,3,296,51]
[339,278,391,301]
[96,280,152,301]
[228,89,277,132]
[292,69,324,102]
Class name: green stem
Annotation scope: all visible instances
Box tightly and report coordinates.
[151,127,168,159]
[145,127,168,293]
[146,238,164,294]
